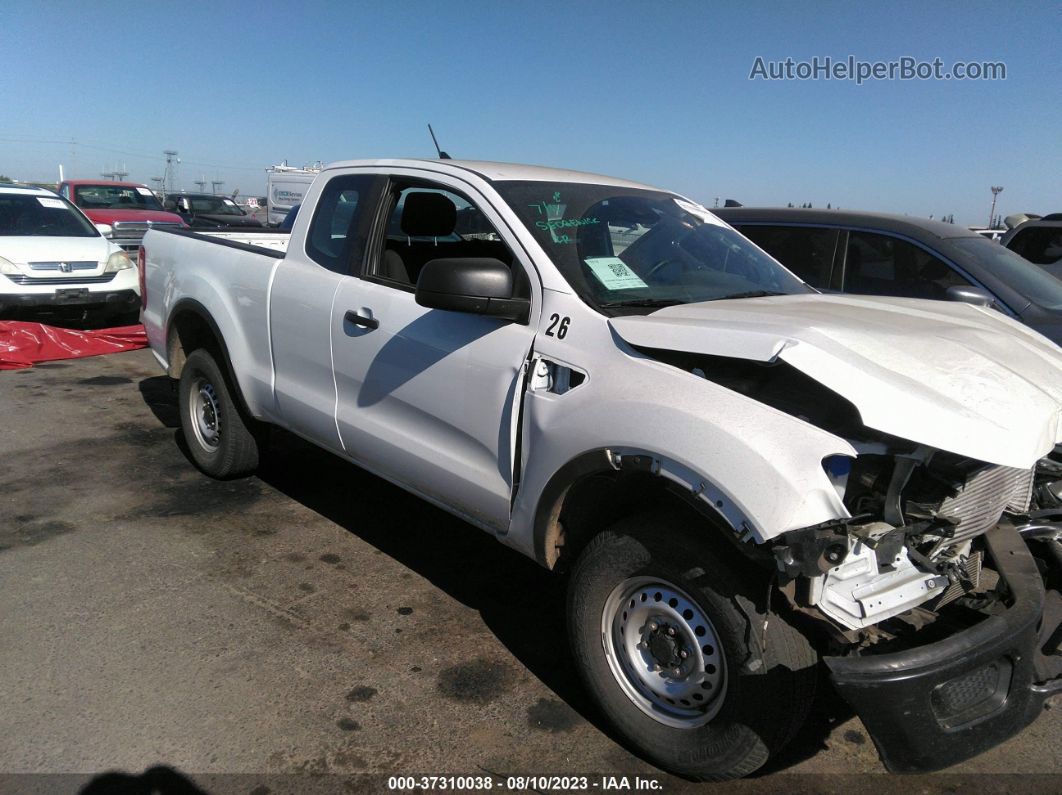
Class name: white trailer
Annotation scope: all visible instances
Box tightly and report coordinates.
[265,163,320,226]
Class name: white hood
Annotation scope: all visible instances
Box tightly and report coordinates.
[610,294,1062,468]
[1,235,113,269]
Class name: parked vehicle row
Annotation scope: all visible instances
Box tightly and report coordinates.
[0,183,139,320]
[140,158,1062,781]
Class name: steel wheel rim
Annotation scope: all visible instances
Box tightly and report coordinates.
[601,575,727,728]
[189,376,221,452]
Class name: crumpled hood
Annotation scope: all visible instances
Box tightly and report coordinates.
[610,294,1062,468]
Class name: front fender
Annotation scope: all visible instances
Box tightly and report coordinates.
[506,344,856,563]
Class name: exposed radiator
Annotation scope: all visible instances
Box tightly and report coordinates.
[938,464,1034,546]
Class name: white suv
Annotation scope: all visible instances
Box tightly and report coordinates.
[0,184,139,320]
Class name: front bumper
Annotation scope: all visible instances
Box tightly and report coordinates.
[825,520,1062,773]
[0,288,139,313]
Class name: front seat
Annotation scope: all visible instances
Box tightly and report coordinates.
[382,192,457,285]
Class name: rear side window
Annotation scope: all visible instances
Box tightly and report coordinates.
[736,225,838,287]
[844,231,971,299]
[306,174,380,274]
[1008,226,1062,266]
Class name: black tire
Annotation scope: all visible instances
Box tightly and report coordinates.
[178,347,264,479]
[567,511,818,781]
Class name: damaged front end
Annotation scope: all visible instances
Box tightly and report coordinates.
[640,346,1062,771]
[773,434,1062,772]
[776,447,1039,632]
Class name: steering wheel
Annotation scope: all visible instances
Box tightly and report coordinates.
[645,259,674,280]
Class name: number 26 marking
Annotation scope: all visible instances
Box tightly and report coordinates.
[545,313,570,339]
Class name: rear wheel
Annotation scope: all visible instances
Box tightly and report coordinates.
[567,512,818,781]
[178,348,264,479]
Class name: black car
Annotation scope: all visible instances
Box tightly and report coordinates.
[163,193,263,229]
[714,207,1062,345]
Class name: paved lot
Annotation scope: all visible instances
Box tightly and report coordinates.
[1,348,1060,793]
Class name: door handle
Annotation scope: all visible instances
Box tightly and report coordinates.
[345,310,379,330]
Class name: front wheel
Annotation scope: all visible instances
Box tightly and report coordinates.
[567,512,819,781]
[178,348,264,479]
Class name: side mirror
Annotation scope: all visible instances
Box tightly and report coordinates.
[946,284,995,307]
[415,258,529,322]
[94,223,113,236]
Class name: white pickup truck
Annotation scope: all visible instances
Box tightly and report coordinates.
[141,158,1062,780]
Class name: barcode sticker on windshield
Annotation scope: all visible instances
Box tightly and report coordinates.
[136,187,153,196]
[37,197,66,209]
[585,256,648,290]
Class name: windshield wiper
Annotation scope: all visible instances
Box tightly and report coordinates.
[707,290,787,301]
[598,298,684,309]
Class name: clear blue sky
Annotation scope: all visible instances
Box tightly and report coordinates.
[2,0,1058,225]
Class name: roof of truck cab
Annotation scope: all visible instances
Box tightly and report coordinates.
[713,207,983,241]
[321,158,663,191]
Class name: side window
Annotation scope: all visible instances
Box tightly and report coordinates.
[737,225,838,287]
[371,182,517,291]
[305,174,379,275]
[1009,227,1062,265]
[844,231,971,299]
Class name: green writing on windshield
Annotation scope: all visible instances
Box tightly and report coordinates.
[535,216,600,231]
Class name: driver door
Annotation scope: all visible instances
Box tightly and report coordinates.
[330,173,537,530]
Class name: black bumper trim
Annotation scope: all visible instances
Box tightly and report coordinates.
[0,289,138,311]
[824,520,1061,773]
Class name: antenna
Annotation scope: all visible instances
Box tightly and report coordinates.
[428,124,451,159]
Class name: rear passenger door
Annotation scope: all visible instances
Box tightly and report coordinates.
[330,173,537,531]
[269,172,383,448]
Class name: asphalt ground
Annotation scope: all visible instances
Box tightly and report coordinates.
[1,347,1060,794]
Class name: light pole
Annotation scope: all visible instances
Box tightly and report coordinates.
[989,186,1003,229]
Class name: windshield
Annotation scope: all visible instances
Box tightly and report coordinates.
[0,193,99,237]
[74,184,163,211]
[495,181,808,313]
[189,196,243,215]
[948,236,1062,311]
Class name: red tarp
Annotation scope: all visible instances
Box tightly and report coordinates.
[0,322,148,370]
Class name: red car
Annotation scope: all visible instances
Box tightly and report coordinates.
[58,180,186,252]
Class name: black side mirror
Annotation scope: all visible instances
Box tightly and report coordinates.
[946,284,995,307]
[415,258,530,322]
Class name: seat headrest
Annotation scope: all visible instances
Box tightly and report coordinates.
[401,192,456,237]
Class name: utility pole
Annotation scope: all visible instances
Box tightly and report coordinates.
[150,177,164,196]
[989,186,1003,229]
[163,150,180,196]
[210,179,224,195]
[194,177,208,193]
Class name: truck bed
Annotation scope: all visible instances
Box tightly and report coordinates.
[158,227,290,255]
